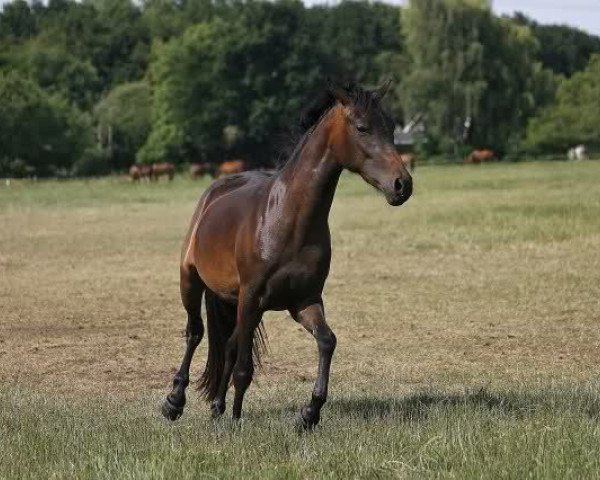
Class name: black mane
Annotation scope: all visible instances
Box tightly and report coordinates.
[277,83,378,167]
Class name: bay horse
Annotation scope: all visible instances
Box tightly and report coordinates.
[151,162,175,181]
[465,149,495,164]
[129,164,141,182]
[161,82,413,429]
[129,164,153,182]
[191,163,218,179]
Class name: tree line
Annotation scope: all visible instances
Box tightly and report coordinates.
[1,0,599,177]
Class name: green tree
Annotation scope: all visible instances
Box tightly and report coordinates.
[140,1,329,165]
[526,54,600,152]
[94,81,152,168]
[35,0,149,92]
[308,1,404,84]
[0,0,37,41]
[16,41,101,109]
[307,0,406,118]
[513,13,600,77]
[0,71,93,176]
[401,0,557,156]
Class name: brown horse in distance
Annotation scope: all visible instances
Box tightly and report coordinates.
[466,149,495,164]
[151,162,175,181]
[190,163,212,179]
[217,160,245,177]
[162,82,413,429]
[129,164,154,182]
[129,164,141,182]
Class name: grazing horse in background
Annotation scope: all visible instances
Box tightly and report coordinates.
[191,163,217,179]
[217,160,245,177]
[466,149,495,164]
[161,82,413,429]
[151,162,175,181]
[140,164,153,180]
[129,164,153,182]
[568,145,587,161]
[129,164,141,182]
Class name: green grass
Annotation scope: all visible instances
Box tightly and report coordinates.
[2,161,600,478]
[4,384,600,479]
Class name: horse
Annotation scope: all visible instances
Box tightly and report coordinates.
[191,163,217,179]
[465,149,495,164]
[217,160,245,177]
[151,162,175,181]
[568,145,587,161]
[140,164,153,180]
[161,81,413,429]
[130,164,154,182]
[129,164,141,182]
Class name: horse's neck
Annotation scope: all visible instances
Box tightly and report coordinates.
[276,112,343,231]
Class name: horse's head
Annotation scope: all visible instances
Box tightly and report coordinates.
[327,81,412,206]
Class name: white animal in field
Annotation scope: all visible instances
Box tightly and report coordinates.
[568,145,587,161]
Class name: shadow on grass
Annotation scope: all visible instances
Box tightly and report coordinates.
[257,386,600,424]
[324,387,600,423]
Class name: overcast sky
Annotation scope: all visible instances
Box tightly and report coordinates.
[488,0,599,35]
[306,0,600,36]
[1,0,599,36]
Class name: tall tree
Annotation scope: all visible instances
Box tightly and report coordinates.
[139,1,330,165]
[0,0,37,41]
[401,0,557,155]
[526,54,600,152]
[512,13,600,77]
[95,81,152,168]
[0,71,93,176]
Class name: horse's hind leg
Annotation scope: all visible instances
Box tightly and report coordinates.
[231,292,263,420]
[291,300,336,430]
[162,265,205,421]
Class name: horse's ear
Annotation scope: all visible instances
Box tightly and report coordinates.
[327,79,351,106]
[373,78,393,100]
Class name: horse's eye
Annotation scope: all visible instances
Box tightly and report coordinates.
[356,124,369,133]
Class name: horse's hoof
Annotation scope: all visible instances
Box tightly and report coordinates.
[295,407,320,432]
[210,401,225,419]
[161,398,184,421]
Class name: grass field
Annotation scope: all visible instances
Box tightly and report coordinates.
[2,161,600,479]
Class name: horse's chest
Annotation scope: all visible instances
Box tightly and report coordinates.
[259,245,330,310]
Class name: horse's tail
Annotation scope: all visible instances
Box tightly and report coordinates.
[199,289,268,401]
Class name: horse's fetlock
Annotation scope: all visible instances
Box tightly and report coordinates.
[173,374,189,389]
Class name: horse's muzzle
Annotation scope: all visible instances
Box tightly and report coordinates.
[387,175,412,206]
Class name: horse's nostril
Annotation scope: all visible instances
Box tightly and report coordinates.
[394,178,403,193]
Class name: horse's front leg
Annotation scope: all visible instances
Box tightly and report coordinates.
[232,291,263,420]
[291,300,337,429]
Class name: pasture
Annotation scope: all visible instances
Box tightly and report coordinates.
[1,161,600,479]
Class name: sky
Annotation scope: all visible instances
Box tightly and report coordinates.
[491,0,600,36]
[305,0,600,36]
[1,0,599,36]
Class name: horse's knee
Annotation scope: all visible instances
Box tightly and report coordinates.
[233,367,253,390]
[316,330,336,356]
